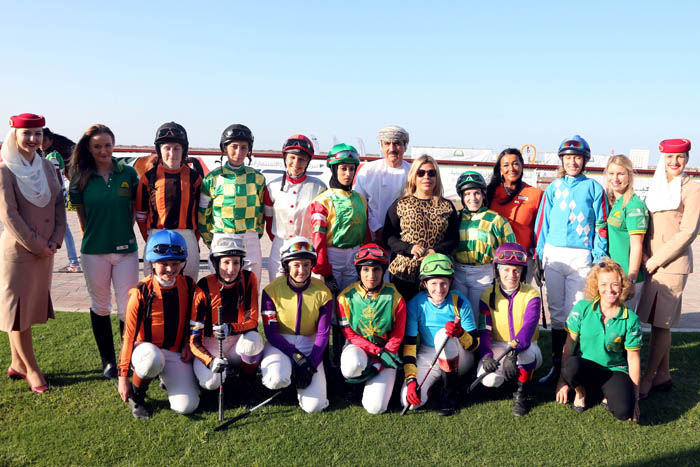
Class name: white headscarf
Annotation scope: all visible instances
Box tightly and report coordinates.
[1,128,51,207]
[645,158,683,213]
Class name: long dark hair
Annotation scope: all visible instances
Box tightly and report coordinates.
[43,127,76,170]
[486,148,525,206]
[70,124,115,192]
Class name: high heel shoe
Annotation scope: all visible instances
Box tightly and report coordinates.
[7,367,27,381]
[30,384,50,394]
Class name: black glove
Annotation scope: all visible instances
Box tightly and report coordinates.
[502,350,519,381]
[346,365,379,384]
[482,355,499,373]
[533,255,544,288]
[292,351,316,389]
[325,275,340,295]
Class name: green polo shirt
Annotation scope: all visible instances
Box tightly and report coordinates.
[566,298,642,374]
[69,158,139,254]
[607,194,648,283]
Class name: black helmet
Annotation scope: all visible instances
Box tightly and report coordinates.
[154,122,188,159]
[220,124,254,153]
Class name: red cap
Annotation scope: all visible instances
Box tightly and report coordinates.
[9,113,45,129]
[659,138,691,154]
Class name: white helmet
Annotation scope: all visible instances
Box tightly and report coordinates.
[131,342,165,379]
[210,234,246,260]
[280,236,317,267]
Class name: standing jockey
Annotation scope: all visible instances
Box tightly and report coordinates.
[264,134,326,280]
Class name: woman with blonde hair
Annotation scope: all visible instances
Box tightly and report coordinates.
[0,113,66,393]
[604,155,648,310]
[637,139,700,399]
[555,258,641,422]
[69,124,140,379]
[383,154,459,302]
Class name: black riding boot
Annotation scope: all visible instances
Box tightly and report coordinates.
[129,383,152,419]
[512,381,530,416]
[438,371,459,417]
[90,310,117,379]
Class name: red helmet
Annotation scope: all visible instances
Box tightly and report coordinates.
[282,134,314,158]
[354,243,389,269]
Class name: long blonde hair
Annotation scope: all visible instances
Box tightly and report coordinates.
[402,154,444,199]
[605,155,635,209]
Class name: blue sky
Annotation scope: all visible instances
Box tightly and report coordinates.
[2,1,699,165]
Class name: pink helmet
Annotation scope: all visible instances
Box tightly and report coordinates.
[493,243,528,268]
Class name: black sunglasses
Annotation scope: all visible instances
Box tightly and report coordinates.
[416,169,437,178]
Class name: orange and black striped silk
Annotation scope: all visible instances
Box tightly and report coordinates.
[135,164,202,235]
[189,271,259,367]
[118,275,195,377]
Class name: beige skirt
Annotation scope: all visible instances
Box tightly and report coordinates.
[0,248,55,333]
[636,272,688,329]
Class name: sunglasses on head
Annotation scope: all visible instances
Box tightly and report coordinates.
[151,244,186,256]
[561,140,584,149]
[283,139,313,152]
[416,169,437,178]
[496,250,527,262]
[157,127,186,139]
[355,247,387,261]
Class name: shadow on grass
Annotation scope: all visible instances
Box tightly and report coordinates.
[620,446,700,467]
[45,370,106,387]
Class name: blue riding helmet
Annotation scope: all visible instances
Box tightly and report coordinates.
[145,229,188,263]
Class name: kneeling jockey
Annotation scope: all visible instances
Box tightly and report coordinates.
[118,229,199,419]
[402,254,479,416]
[260,237,333,413]
[477,242,542,416]
[189,236,263,405]
[336,243,406,414]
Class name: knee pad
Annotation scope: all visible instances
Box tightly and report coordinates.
[131,343,165,379]
[236,331,264,356]
[340,345,368,378]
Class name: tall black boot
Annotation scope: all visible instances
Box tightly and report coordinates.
[539,329,567,384]
[438,371,459,417]
[128,383,152,419]
[90,310,117,379]
[513,381,530,417]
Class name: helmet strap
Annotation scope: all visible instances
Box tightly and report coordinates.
[154,274,176,288]
[361,278,384,294]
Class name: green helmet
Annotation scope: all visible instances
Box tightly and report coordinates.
[327,143,360,167]
[456,170,486,195]
[419,253,454,281]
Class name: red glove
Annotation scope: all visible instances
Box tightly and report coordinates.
[405,378,421,407]
[445,320,464,338]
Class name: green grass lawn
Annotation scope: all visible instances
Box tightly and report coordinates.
[1,312,699,466]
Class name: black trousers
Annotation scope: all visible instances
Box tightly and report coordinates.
[561,356,635,421]
[390,275,420,303]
